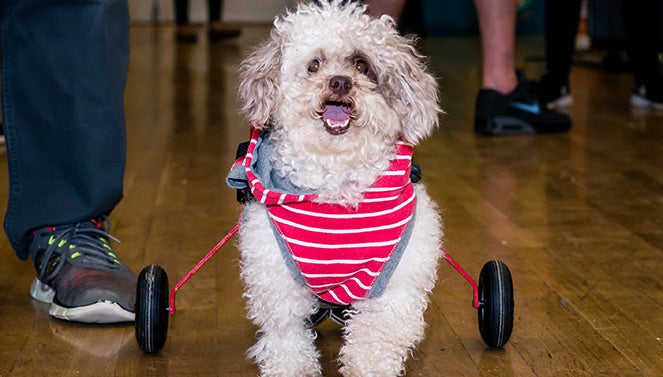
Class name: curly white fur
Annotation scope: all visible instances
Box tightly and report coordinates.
[236,1,444,376]
[239,0,441,205]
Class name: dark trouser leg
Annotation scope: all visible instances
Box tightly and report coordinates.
[174,0,189,26]
[208,0,222,23]
[544,0,582,84]
[622,0,659,87]
[0,0,129,260]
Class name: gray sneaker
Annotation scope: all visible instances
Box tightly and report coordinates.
[29,216,136,323]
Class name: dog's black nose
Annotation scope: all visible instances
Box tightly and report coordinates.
[329,76,352,96]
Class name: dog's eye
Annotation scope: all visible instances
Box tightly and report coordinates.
[307,59,321,73]
[354,59,369,75]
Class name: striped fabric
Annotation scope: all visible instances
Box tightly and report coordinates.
[239,128,416,305]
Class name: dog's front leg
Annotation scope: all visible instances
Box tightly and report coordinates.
[339,187,442,377]
[338,286,431,377]
[239,204,322,377]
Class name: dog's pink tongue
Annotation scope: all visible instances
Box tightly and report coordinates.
[323,104,350,122]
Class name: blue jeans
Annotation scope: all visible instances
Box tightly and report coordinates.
[1,0,129,260]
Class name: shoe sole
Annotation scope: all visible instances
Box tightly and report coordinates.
[631,94,663,110]
[547,95,573,109]
[30,278,135,324]
[49,301,135,324]
[476,116,537,135]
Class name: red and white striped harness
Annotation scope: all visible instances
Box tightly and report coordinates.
[236,128,416,306]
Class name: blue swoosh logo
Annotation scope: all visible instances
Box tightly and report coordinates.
[510,101,540,114]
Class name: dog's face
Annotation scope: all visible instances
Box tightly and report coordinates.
[238,1,441,201]
[239,1,440,151]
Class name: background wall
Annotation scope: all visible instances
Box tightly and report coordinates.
[127,0,544,36]
[128,0,291,23]
[422,0,544,35]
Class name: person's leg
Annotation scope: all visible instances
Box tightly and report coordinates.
[208,0,221,23]
[474,0,518,94]
[174,0,197,42]
[207,0,240,40]
[473,0,571,135]
[543,0,581,86]
[174,0,189,25]
[1,0,128,259]
[1,0,136,323]
[538,0,582,107]
[622,0,662,108]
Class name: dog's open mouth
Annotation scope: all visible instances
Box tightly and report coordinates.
[321,101,352,135]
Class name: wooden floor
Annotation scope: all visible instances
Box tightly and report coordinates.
[1,24,662,376]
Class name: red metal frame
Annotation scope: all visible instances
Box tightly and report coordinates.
[442,251,480,309]
[166,223,481,314]
[168,224,239,315]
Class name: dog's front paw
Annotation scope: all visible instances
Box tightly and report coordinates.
[248,325,322,377]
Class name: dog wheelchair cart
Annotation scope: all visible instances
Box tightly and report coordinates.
[134,145,514,354]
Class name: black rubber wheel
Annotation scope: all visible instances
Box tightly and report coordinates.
[135,264,170,353]
[478,260,514,348]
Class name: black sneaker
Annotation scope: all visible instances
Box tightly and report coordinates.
[536,74,572,109]
[475,72,572,135]
[29,216,137,323]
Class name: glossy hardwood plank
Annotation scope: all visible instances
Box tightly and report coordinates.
[1,25,662,376]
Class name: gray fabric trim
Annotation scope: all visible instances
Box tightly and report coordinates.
[226,131,314,195]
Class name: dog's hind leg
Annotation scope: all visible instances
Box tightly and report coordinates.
[239,204,322,377]
[338,187,442,377]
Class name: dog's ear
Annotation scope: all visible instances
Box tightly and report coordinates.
[238,29,282,128]
[382,35,442,145]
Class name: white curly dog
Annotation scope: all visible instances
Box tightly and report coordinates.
[230,1,443,375]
